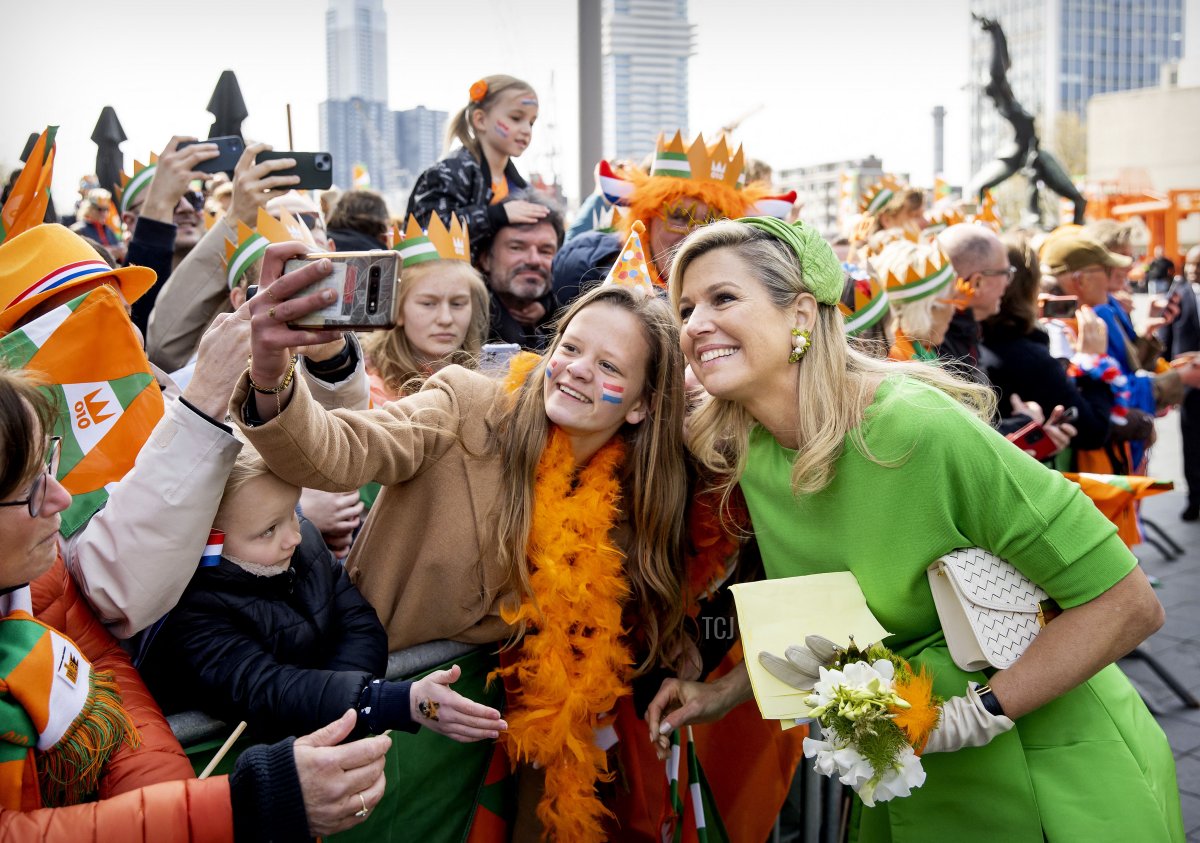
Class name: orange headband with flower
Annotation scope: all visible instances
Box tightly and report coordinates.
[469,79,488,103]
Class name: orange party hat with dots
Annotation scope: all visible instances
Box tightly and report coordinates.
[604,220,655,293]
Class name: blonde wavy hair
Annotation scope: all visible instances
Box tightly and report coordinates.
[669,220,994,503]
[493,284,688,673]
[361,261,490,398]
[868,239,954,342]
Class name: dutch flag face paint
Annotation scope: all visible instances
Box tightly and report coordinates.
[494,120,511,139]
[600,382,624,404]
[546,359,558,379]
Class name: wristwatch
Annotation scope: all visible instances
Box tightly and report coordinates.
[976,683,1006,718]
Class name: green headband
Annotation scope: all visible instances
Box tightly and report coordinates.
[740,216,843,305]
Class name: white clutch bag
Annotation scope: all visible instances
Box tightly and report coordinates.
[926,547,1059,672]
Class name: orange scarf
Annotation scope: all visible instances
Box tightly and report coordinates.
[492,426,631,841]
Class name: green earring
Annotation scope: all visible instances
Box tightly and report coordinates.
[789,328,811,364]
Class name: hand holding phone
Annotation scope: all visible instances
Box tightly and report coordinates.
[178,135,245,175]
[1007,421,1059,462]
[283,251,398,331]
[256,151,333,191]
[1039,295,1078,320]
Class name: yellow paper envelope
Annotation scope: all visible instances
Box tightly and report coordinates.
[731,571,891,722]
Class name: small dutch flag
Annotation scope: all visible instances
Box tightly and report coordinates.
[200,529,225,568]
[600,382,625,404]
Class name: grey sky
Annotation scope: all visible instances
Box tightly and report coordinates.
[5,0,974,209]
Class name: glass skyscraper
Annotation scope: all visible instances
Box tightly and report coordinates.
[602,0,696,162]
[320,0,395,193]
[969,0,1185,177]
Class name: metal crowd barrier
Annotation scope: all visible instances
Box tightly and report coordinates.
[167,639,480,748]
[168,639,842,839]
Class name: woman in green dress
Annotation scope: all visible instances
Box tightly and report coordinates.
[647,217,1183,842]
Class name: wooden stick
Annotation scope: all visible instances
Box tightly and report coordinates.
[286,104,294,151]
[198,721,248,779]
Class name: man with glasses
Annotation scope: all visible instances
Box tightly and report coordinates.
[1044,233,1200,469]
[936,223,1015,380]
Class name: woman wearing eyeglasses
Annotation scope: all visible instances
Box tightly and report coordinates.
[0,366,391,841]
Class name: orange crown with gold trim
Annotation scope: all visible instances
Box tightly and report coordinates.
[870,241,955,302]
[649,131,746,190]
[859,174,905,216]
[114,153,158,215]
[393,213,470,267]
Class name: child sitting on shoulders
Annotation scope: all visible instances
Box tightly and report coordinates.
[141,439,505,744]
[406,74,548,254]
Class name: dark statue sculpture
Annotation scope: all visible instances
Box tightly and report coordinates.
[969,14,1086,226]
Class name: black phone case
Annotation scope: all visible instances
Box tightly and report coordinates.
[179,136,244,175]
[256,151,334,191]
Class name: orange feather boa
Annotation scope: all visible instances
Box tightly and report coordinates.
[491,426,632,841]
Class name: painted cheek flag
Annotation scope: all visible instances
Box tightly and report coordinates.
[0,127,58,246]
[0,286,164,537]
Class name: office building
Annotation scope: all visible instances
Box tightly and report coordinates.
[394,106,448,185]
[968,0,1185,177]
[601,0,696,162]
[777,157,894,239]
[320,0,395,192]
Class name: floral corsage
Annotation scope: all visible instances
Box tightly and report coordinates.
[761,636,941,806]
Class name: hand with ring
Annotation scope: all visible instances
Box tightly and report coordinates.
[247,242,344,419]
[409,664,507,743]
[292,709,390,836]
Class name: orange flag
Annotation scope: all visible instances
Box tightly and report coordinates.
[1063,472,1173,548]
[0,286,163,536]
[1,127,58,245]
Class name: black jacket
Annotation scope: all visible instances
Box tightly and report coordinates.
[982,323,1113,451]
[406,146,527,255]
[142,518,391,742]
[487,286,560,351]
[551,230,621,308]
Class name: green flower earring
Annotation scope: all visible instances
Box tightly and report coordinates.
[789,328,812,364]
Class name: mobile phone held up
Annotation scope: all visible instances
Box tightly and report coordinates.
[284,252,399,331]
[178,136,244,175]
[1039,295,1078,320]
[1006,421,1059,462]
[256,151,334,191]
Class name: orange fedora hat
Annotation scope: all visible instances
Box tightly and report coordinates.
[0,224,156,333]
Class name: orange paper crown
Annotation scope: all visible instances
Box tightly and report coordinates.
[649,131,746,190]
[859,174,905,216]
[114,153,158,215]
[872,242,955,302]
[222,209,294,289]
[394,213,470,267]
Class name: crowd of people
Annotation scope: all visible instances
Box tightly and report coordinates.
[0,69,1196,841]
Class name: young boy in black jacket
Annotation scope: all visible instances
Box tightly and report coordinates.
[142,440,506,744]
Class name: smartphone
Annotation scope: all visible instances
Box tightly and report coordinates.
[1039,295,1078,320]
[283,251,399,331]
[1007,421,1058,461]
[1059,405,1079,425]
[178,135,244,175]
[480,342,521,375]
[257,151,334,191]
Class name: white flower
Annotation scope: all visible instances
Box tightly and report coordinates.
[857,745,927,807]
